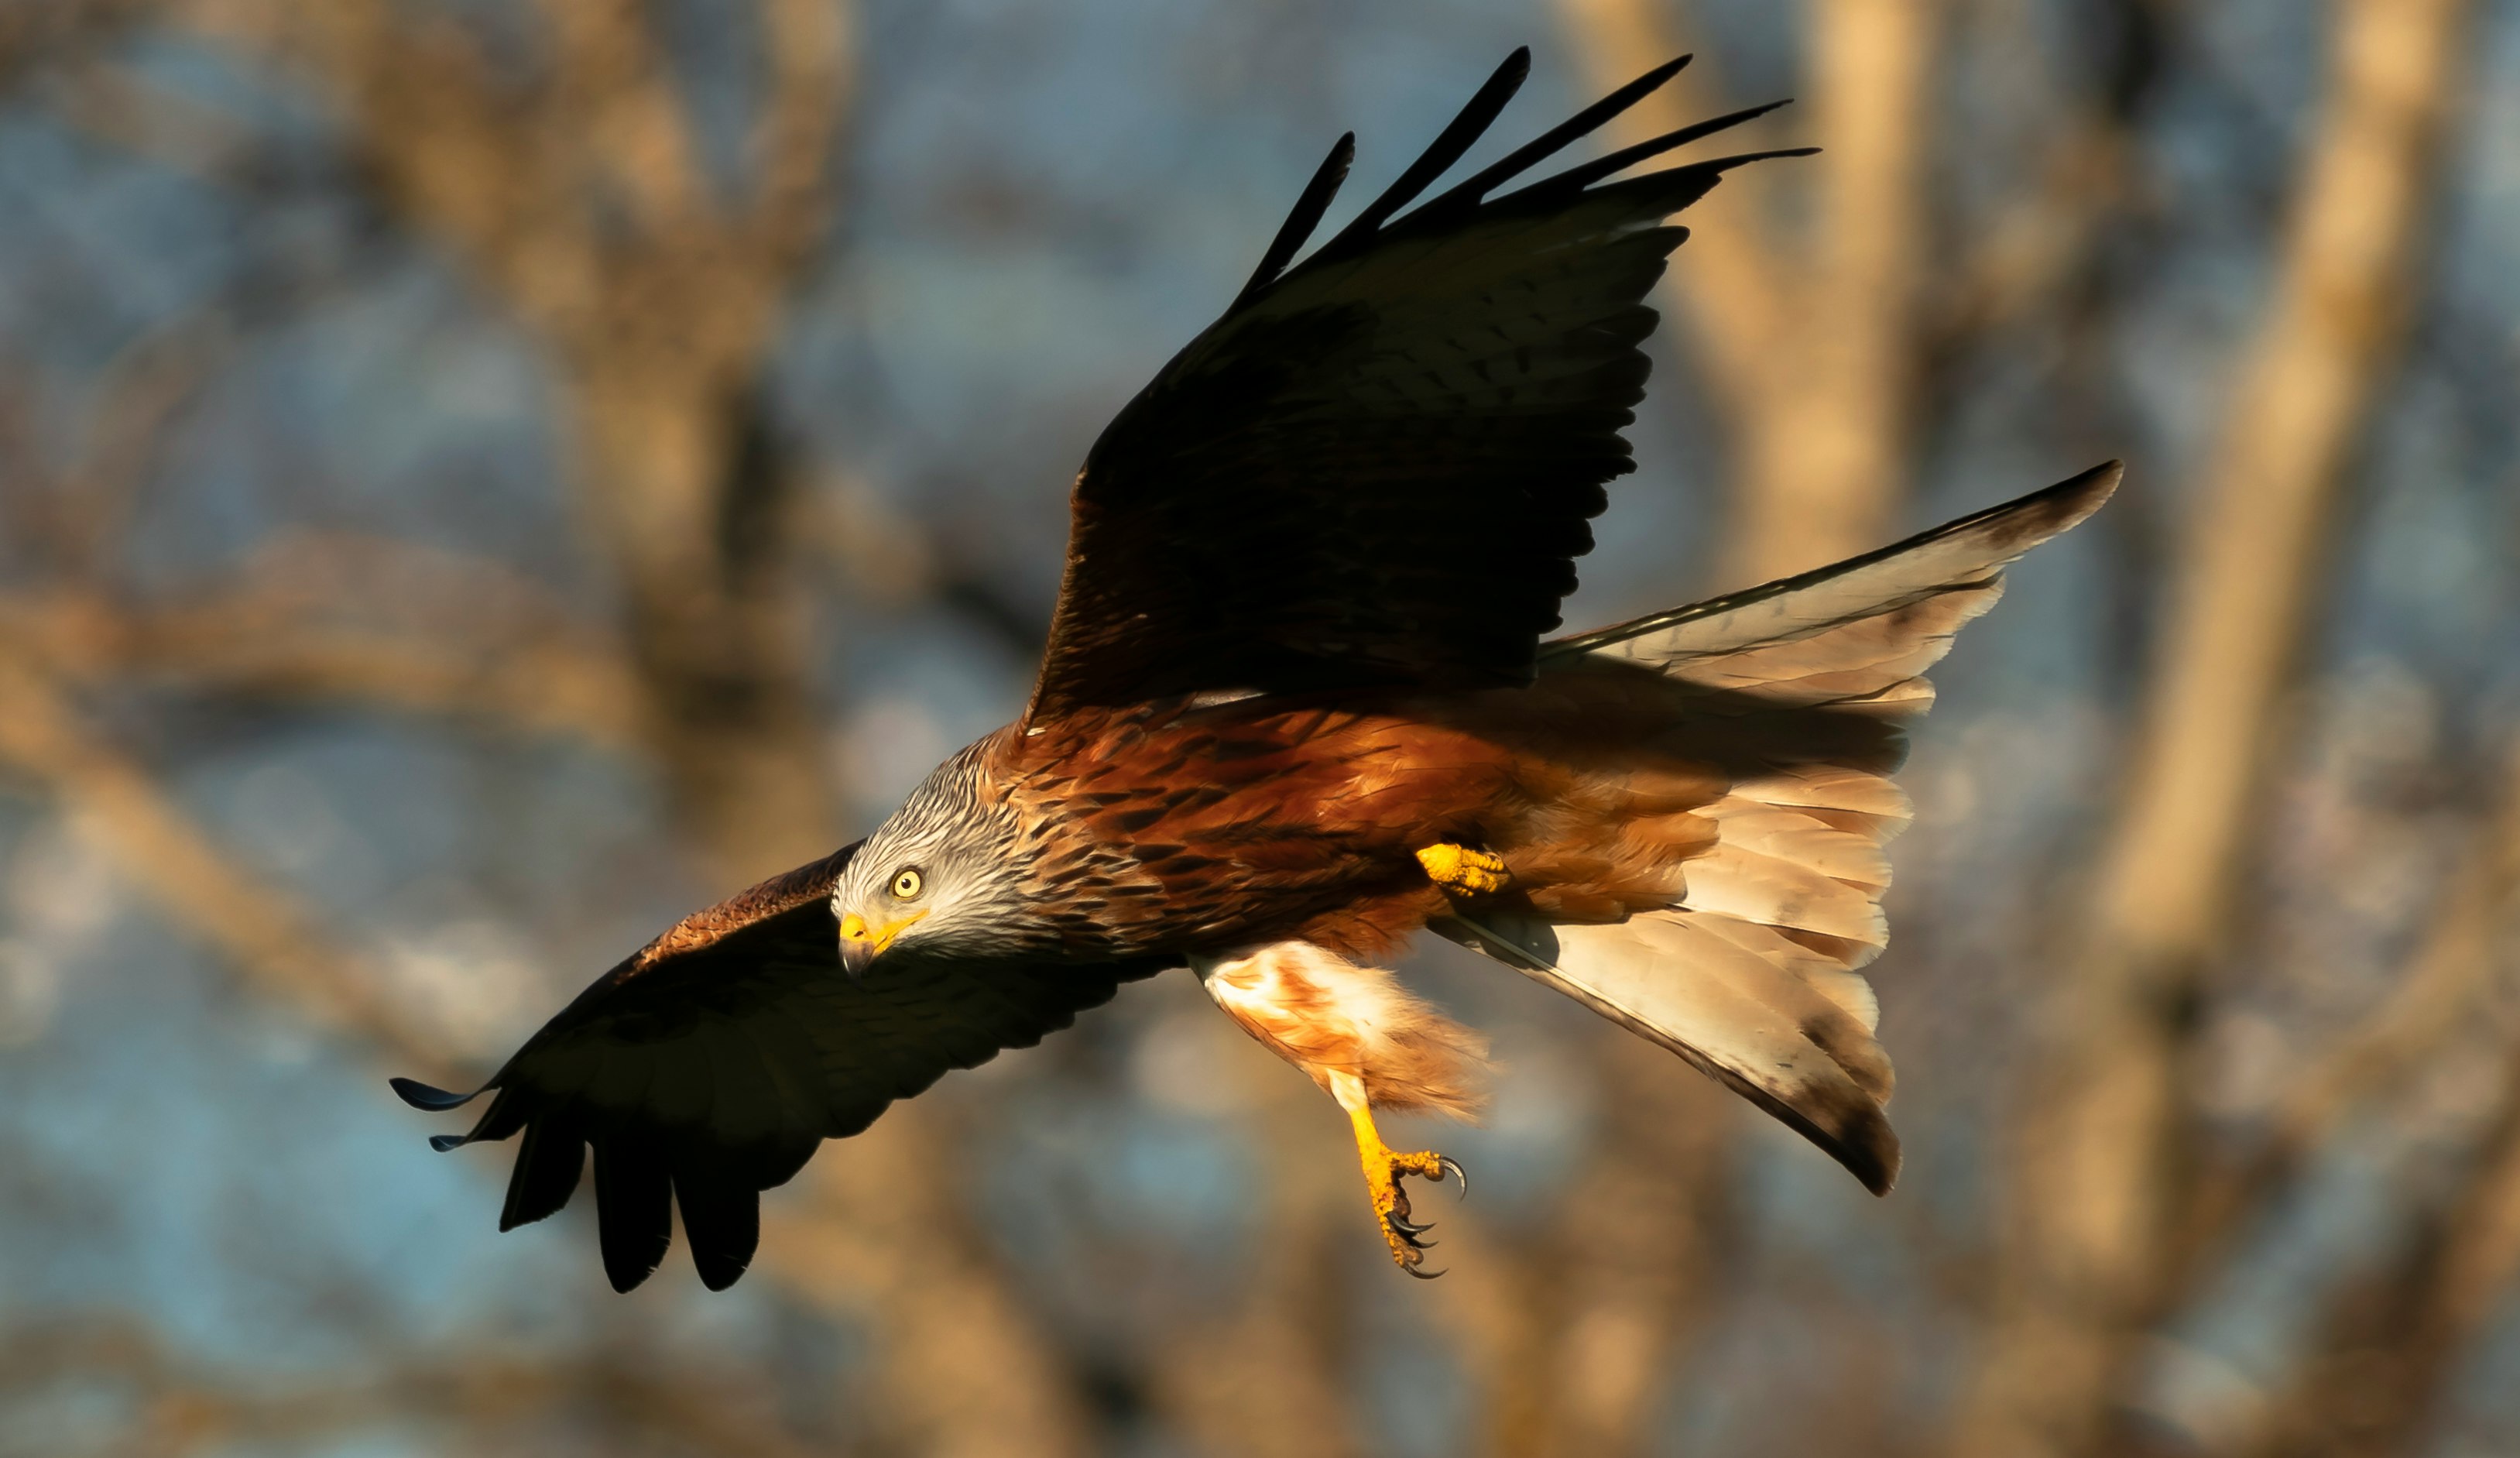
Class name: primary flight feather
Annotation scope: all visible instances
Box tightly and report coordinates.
[395,47,2117,1289]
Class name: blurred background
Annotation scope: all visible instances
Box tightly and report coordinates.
[2,0,2515,1454]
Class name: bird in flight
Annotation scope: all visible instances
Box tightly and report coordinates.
[396,47,2117,1287]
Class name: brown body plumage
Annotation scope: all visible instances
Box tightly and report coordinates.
[1003,668,1750,966]
[395,48,2117,1290]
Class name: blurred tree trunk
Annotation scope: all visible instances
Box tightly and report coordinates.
[1557,0,1941,581]
[1949,2,2474,1453]
[1721,0,1937,583]
[564,362,832,879]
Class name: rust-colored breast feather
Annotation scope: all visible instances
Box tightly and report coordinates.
[997,706,1493,962]
[999,667,1772,963]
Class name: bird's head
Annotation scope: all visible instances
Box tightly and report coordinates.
[828,748,1025,975]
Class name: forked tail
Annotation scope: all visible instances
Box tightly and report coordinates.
[1438,462,2121,1193]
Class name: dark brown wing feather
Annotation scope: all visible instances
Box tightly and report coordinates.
[392,842,1162,1293]
[1023,51,1809,723]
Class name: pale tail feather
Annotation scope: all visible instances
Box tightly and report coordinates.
[1456,465,2119,1192]
[1437,906,1901,1193]
[1545,461,2120,685]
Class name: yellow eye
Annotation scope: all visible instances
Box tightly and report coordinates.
[891,868,924,900]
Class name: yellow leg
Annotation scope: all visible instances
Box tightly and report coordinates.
[1329,1072,1465,1277]
[1416,841,1509,897]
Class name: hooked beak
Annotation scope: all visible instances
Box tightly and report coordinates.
[838,909,924,976]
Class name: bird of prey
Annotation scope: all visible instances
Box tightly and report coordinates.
[396,47,2117,1287]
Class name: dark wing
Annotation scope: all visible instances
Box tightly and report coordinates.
[392,842,1161,1293]
[1023,48,1808,723]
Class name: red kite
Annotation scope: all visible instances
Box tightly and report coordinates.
[397,48,2117,1288]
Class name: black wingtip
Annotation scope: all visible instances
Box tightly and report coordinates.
[1809,1103,1901,1196]
[691,1237,757,1293]
[1992,459,2123,540]
[428,1134,468,1153]
[391,1077,480,1111]
[1233,132,1356,308]
[1853,1120,1902,1197]
[595,1140,674,1295]
[1314,48,1537,261]
[676,1169,764,1292]
[1234,51,1763,303]
[1417,53,1696,220]
[1502,103,1807,207]
[499,1119,588,1230]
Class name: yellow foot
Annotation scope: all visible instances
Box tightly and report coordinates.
[1364,1144,1468,1277]
[1417,842,1509,898]
[1332,1072,1468,1278]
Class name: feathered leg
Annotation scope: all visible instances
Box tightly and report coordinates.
[1190,940,1486,1274]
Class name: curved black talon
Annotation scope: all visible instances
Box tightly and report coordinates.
[1378,1154,1466,1278]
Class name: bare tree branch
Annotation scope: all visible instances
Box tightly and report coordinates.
[1925,122,2134,355]
[749,0,855,271]
[0,645,454,1078]
[32,53,269,193]
[532,0,712,238]
[0,310,229,584]
[2,587,646,752]
[0,0,154,89]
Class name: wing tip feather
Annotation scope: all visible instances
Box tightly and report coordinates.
[391,1076,479,1111]
[1233,132,1357,307]
[1545,458,2122,663]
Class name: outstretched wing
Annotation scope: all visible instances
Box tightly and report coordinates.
[1023,48,1807,724]
[393,843,1160,1293]
[1446,465,2122,1195]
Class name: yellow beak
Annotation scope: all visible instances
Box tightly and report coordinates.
[838,909,925,974]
